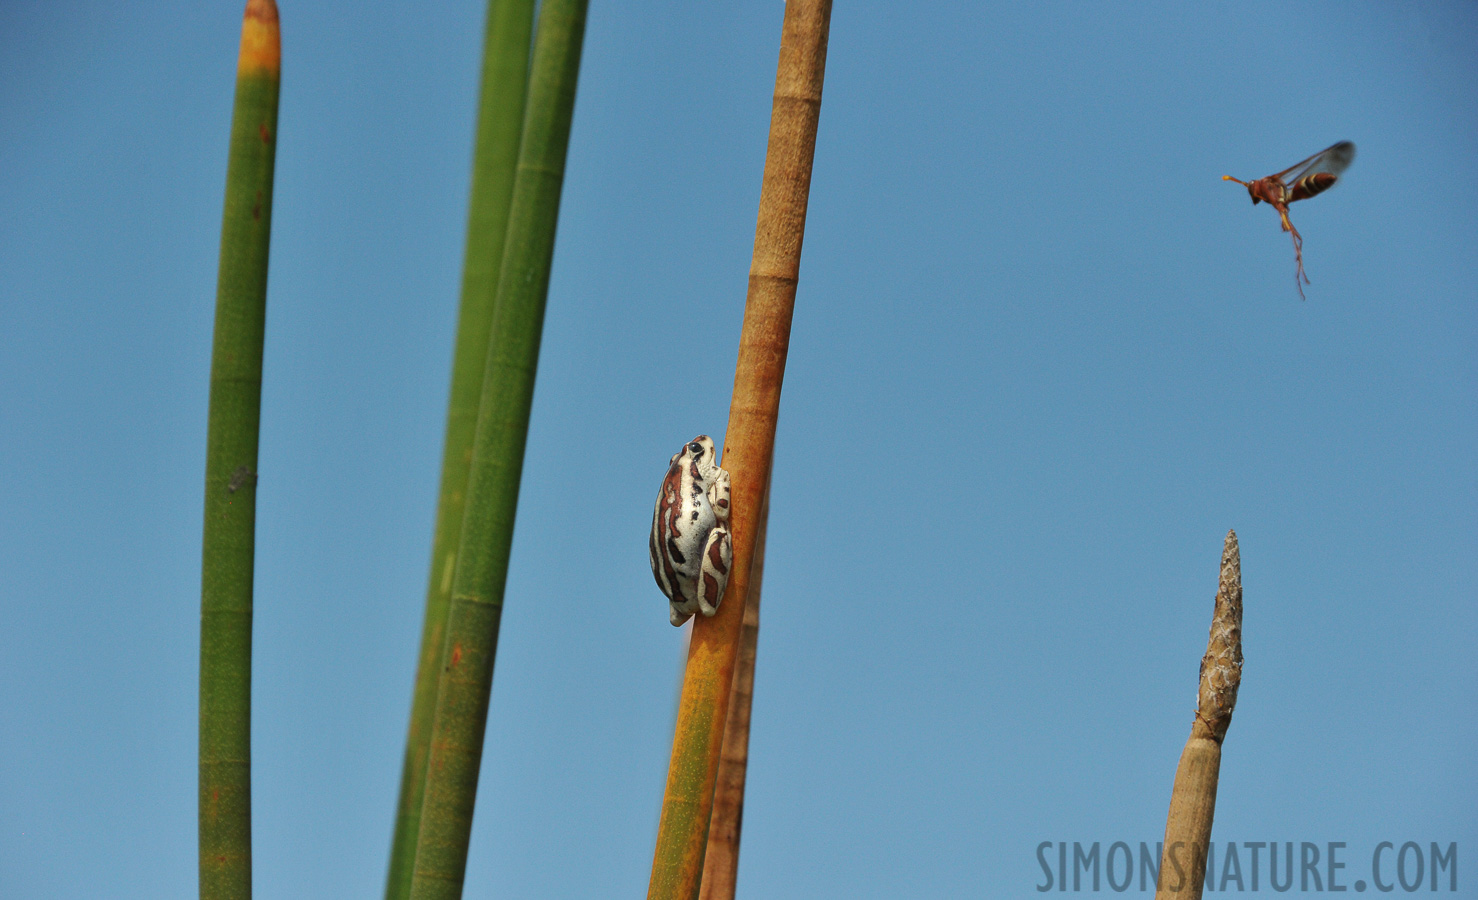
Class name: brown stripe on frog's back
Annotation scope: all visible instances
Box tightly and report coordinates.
[660,525,692,603]
[651,467,687,592]
[657,467,683,529]
[650,515,670,593]
[648,524,664,579]
[654,536,686,601]
[660,472,688,565]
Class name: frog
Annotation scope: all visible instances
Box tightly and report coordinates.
[649,435,733,626]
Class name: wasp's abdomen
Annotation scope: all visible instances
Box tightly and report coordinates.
[1288,171,1338,203]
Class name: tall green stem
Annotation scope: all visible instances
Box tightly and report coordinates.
[408,1,588,896]
[384,2,534,896]
[198,2,280,898]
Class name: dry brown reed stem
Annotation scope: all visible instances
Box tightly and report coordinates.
[698,480,769,900]
[1155,530,1243,899]
[647,3,831,897]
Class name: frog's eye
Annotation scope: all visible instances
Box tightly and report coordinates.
[689,442,704,454]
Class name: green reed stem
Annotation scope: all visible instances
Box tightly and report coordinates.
[384,2,534,897]
[198,2,279,898]
[408,1,588,897]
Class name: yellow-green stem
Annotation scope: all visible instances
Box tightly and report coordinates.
[198,2,280,898]
[408,1,588,897]
[384,2,534,896]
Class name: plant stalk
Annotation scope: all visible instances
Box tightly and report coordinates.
[647,2,832,896]
[384,2,534,896]
[408,1,588,896]
[198,2,280,898]
[1155,530,1243,899]
[698,480,770,900]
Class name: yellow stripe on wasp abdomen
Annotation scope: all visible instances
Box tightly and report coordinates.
[1288,171,1339,203]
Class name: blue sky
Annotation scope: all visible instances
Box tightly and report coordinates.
[1,1,1474,897]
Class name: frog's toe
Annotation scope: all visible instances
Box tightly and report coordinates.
[669,604,692,627]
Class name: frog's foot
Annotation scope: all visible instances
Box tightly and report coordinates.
[669,603,693,627]
[708,469,733,524]
[696,525,733,617]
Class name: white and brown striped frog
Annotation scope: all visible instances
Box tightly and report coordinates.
[649,435,733,626]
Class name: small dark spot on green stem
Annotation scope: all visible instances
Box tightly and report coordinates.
[228,466,257,493]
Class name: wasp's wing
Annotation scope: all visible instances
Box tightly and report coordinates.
[1272,141,1356,184]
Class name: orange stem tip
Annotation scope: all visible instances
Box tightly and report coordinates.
[238,0,281,77]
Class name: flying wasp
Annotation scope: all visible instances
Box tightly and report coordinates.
[1223,141,1355,300]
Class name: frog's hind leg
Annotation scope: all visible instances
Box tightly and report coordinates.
[696,525,733,618]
